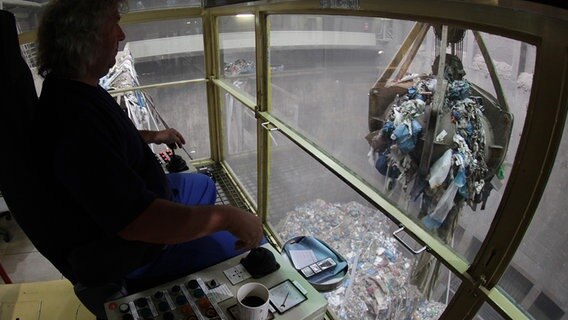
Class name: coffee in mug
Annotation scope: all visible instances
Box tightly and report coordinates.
[236,282,270,320]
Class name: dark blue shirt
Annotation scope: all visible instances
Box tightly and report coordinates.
[27,76,168,285]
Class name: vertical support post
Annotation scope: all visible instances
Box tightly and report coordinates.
[255,12,271,223]
[203,11,222,162]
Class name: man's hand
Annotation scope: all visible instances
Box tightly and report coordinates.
[226,207,264,250]
[139,128,186,148]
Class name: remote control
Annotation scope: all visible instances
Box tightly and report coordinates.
[299,257,336,278]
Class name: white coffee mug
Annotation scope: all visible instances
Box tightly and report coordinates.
[236,282,270,320]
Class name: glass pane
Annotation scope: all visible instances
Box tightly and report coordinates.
[120,18,205,85]
[2,1,202,30]
[268,15,535,264]
[102,36,210,159]
[219,89,258,203]
[127,0,201,11]
[109,82,211,160]
[147,83,210,160]
[497,115,568,320]
[266,130,457,319]
[2,4,45,32]
[219,15,257,103]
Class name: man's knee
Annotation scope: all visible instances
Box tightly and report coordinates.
[167,172,216,205]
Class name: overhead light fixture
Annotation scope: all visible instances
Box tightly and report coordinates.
[236,13,254,18]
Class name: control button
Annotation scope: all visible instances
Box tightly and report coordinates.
[171,285,182,293]
[108,302,117,310]
[318,258,335,269]
[163,311,175,320]
[197,296,211,309]
[118,303,130,313]
[180,304,195,315]
[154,291,164,299]
[192,288,204,298]
[301,266,315,277]
[186,279,199,290]
[310,263,322,273]
[135,298,148,308]
[205,306,218,318]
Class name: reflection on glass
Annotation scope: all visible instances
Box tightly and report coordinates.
[268,15,534,297]
[475,303,506,320]
[219,15,257,102]
[267,132,457,319]
[127,0,201,11]
[101,29,209,160]
[528,293,565,320]
[144,83,211,160]
[497,115,568,320]
[108,83,210,160]
[220,89,258,203]
[4,1,200,34]
[120,18,205,85]
[2,4,44,33]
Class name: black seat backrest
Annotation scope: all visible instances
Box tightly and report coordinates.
[0,10,37,134]
[0,10,39,209]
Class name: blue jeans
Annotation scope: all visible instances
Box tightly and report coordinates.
[126,172,253,283]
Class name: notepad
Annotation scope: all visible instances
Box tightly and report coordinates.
[289,249,318,269]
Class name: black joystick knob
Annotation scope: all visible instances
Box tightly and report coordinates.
[166,149,188,173]
[241,247,280,278]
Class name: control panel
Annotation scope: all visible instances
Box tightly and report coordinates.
[105,244,328,320]
[105,278,230,320]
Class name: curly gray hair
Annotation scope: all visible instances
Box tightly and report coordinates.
[37,0,128,79]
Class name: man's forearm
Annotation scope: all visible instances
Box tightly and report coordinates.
[138,130,157,144]
[117,198,264,250]
[118,198,229,245]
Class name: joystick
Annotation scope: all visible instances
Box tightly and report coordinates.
[166,148,189,173]
[241,247,280,278]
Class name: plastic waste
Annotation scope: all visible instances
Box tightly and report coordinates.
[422,180,459,229]
[428,149,453,189]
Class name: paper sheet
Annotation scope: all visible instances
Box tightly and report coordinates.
[289,249,318,269]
